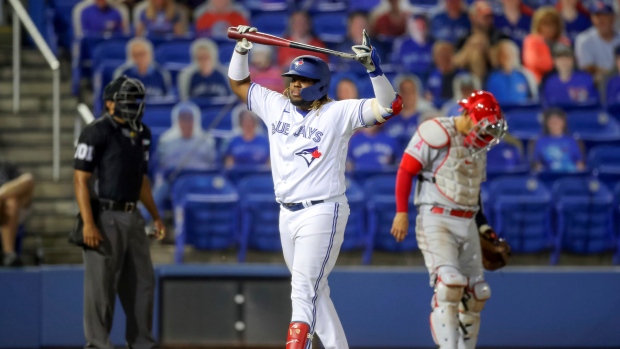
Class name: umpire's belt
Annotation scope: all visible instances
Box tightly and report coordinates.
[430,206,476,219]
[281,200,324,212]
[99,199,137,213]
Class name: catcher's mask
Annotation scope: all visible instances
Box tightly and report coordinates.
[458,90,507,157]
[104,76,146,132]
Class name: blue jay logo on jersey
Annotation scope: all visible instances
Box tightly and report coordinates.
[294,59,304,68]
[295,146,322,167]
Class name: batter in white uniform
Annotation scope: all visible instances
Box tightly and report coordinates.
[228,26,402,349]
[390,91,508,349]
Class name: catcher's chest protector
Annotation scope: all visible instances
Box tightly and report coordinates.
[424,117,485,207]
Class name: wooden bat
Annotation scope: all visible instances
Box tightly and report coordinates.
[227,27,359,60]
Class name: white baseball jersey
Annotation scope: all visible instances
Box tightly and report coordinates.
[247,82,370,203]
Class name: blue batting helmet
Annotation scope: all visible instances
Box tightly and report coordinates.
[281,55,330,102]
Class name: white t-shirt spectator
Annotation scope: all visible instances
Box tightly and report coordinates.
[575,27,620,72]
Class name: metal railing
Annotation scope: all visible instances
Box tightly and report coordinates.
[75,103,94,146]
[8,0,61,181]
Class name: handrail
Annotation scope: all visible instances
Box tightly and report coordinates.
[8,0,61,181]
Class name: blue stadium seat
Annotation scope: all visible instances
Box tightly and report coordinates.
[154,41,192,73]
[92,62,123,116]
[237,174,280,261]
[306,0,347,13]
[365,175,418,263]
[312,12,348,43]
[486,142,529,180]
[92,40,129,73]
[171,175,240,263]
[201,108,234,135]
[588,145,620,187]
[551,177,615,264]
[148,126,169,179]
[341,178,368,257]
[567,111,620,142]
[614,182,620,265]
[225,164,271,184]
[250,12,288,37]
[71,34,127,94]
[489,176,553,255]
[242,0,288,13]
[536,170,589,190]
[349,0,381,12]
[350,166,398,186]
[142,107,173,128]
[218,42,237,66]
[503,108,542,140]
[50,0,81,49]
[480,181,492,227]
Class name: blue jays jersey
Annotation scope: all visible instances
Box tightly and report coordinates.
[247,83,369,203]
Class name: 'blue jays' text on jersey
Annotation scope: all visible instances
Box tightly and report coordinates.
[247,83,369,203]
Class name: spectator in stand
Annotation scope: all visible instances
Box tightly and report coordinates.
[430,0,470,44]
[441,73,481,116]
[542,44,599,107]
[385,74,434,150]
[455,0,510,50]
[113,37,172,98]
[391,13,434,78]
[278,11,328,69]
[426,41,460,104]
[335,78,359,100]
[371,0,410,38]
[533,107,585,172]
[486,39,538,104]
[134,0,188,37]
[224,109,270,169]
[249,45,283,93]
[557,0,592,44]
[494,0,534,48]
[73,0,129,38]
[0,162,34,267]
[195,0,249,39]
[347,125,400,171]
[336,11,376,75]
[575,1,620,84]
[603,46,620,105]
[453,31,492,82]
[178,38,231,100]
[523,6,570,83]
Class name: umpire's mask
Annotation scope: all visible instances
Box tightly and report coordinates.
[104,76,146,132]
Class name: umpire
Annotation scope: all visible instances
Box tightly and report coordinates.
[73,76,165,349]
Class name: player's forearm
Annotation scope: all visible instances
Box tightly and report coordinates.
[370,74,397,107]
[139,175,161,221]
[228,50,252,103]
[74,171,95,227]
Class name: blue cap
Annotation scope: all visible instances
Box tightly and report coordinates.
[589,0,614,14]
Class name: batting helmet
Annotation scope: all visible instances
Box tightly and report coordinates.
[104,75,146,132]
[458,90,507,156]
[281,55,330,102]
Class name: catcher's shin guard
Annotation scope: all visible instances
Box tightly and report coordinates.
[286,322,312,349]
[430,267,468,349]
[458,278,491,349]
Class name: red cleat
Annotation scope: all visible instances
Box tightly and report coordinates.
[286,322,311,349]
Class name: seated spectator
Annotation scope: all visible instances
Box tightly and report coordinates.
[224,110,270,168]
[134,0,188,37]
[441,73,481,116]
[73,0,129,38]
[494,0,534,48]
[575,1,620,84]
[486,39,538,104]
[455,0,510,50]
[430,0,470,44]
[278,11,328,69]
[336,11,376,75]
[178,38,232,100]
[391,14,434,78]
[371,0,410,39]
[249,45,283,93]
[426,41,461,103]
[386,74,434,150]
[533,107,585,172]
[604,46,620,105]
[453,31,491,82]
[542,44,599,106]
[347,125,400,171]
[335,78,359,100]
[523,6,570,83]
[557,0,592,44]
[195,0,249,39]
[0,162,34,267]
[113,37,172,98]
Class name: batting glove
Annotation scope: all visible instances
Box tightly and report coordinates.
[351,29,383,77]
[235,25,256,54]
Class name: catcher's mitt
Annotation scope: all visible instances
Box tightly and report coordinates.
[479,225,511,271]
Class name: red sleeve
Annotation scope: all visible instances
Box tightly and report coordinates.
[396,153,423,213]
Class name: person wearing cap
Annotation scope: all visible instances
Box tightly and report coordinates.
[575,0,620,83]
[74,76,164,349]
[455,0,510,50]
[542,44,599,106]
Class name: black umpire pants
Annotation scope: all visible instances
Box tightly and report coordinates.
[83,209,157,349]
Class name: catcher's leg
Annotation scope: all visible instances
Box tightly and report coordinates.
[430,266,468,349]
[458,276,491,349]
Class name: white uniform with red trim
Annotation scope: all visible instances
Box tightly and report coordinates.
[405,117,491,349]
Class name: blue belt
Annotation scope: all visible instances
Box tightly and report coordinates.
[281,200,324,212]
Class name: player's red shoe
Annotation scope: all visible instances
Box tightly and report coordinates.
[286,322,311,349]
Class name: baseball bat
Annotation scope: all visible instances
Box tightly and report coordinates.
[227,27,359,60]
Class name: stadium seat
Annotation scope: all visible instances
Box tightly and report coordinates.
[480,181,493,226]
[614,182,620,265]
[92,62,123,116]
[142,107,173,128]
[225,164,271,184]
[486,142,529,180]
[551,177,615,264]
[536,170,589,190]
[154,41,192,73]
[503,108,542,140]
[350,166,398,186]
[341,178,368,257]
[588,145,620,187]
[311,12,348,43]
[171,175,240,263]
[218,42,237,66]
[71,34,127,94]
[147,126,169,179]
[567,110,620,142]
[365,175,418,263]
[242,0,288,13]
[237,174,280,261]
[306,0,347,13]
[50,0,81,49]
[250,12,288,37]
[489,176,553,255]
[201,107,234,136]
[92,40,129,73]
[349,0,381,12]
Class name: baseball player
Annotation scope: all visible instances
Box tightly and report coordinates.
[390,91,511,349]
[228,25,402,349]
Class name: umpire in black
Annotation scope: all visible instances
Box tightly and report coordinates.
[74,76,165,349]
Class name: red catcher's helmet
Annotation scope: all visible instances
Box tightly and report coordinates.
[458,90,507,156]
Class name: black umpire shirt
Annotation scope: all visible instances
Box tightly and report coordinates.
[74,113,151,203]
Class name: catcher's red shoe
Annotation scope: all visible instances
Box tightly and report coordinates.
[286,322,311,349]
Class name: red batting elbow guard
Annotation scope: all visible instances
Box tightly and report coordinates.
[396,153,423,213]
